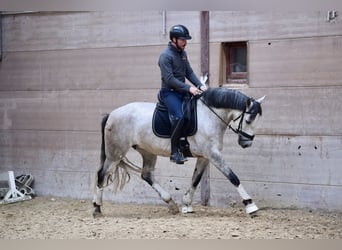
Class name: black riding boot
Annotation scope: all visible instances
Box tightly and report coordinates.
[170,118,187,164]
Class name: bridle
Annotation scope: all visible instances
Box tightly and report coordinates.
[200,98,255,141]
[229,109,255,141]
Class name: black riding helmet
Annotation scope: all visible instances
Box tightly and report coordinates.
[169,24,192,40]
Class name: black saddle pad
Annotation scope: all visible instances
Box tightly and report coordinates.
[152,94,198,138]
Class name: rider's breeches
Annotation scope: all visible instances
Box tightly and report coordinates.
[159,88,184,120]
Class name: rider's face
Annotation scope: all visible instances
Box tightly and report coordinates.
[172,38,187,50]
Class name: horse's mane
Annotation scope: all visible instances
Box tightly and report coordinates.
[201,87,248,111]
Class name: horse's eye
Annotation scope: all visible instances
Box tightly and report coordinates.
[246,119,252,125]
[245,114,253,124]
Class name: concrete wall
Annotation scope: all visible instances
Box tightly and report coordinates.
[0,11,341,211]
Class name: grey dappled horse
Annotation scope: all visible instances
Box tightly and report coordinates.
[93,87,265,217]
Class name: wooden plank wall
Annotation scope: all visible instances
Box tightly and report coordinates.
[0,11,202,207]
[208,11,342,211]
[1,11,341,211]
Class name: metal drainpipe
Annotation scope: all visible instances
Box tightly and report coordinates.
[0,13,2,62]
[162,11,167,36]
[200,11,210,206]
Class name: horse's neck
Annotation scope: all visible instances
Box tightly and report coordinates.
[226,109,242,123]
[218,108,242,128]
[199,101,240,128]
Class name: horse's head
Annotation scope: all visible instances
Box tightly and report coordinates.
[200,88,265,148]
[235,96,265,148]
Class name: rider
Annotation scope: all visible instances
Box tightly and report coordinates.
[158,24,207,164]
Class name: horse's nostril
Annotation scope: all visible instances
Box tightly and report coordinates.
[239,139,252,148]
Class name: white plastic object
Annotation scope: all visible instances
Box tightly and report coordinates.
[0,171,32,204]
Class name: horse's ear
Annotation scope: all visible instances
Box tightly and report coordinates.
[246,98,252,109]
[256,95,266,103]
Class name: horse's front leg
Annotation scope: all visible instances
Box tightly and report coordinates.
[208,149,258,215]
[181,157,209,214]
[138,149,179,214]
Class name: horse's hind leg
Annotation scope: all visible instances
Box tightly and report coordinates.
[181,157,209,214]
[93,186,104,217]
[137,148,179,214]
[92,158,117,218]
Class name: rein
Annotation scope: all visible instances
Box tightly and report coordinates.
[199,97,255,140]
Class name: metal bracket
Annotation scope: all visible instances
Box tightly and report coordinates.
[0,171,32,204]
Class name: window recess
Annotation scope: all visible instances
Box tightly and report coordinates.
[221,42,248,85]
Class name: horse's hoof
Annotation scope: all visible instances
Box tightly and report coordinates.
[182,205,194,214]
[167,199,180,215]
[168,208,180,215]
[249,211,258,218]
[245,201,258,214]
[92,203,103,218]
[168,204,180,215]
[92,211,103,218]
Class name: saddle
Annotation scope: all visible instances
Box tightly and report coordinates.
[152,93,198,157]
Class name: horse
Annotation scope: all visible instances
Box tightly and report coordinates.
[92,87,265,217]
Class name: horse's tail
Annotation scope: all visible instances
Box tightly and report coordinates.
[94,113,110,189]
[95,112,142,192]
[100,113,110,167]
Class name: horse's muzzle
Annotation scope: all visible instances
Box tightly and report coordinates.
[238,134,253,148]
